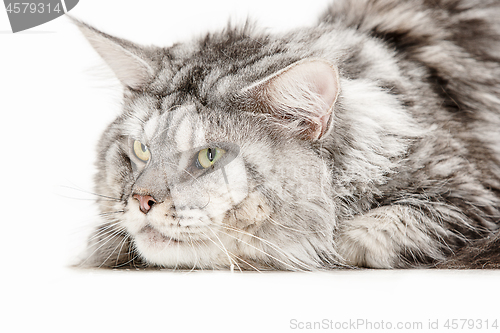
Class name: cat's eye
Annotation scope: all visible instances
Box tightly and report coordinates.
[132,140,151,162]
[197,147,225,169]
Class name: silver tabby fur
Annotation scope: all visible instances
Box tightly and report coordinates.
[77,0,500,270]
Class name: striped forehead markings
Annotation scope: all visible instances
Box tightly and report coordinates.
[175,114,194,152]
[158,104,206,149]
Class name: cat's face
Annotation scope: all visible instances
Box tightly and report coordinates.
[115,101,254,268]
[78,20,341,269]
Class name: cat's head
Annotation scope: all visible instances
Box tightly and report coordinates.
[75,20,342,270]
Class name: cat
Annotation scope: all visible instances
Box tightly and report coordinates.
[74,0,500,270]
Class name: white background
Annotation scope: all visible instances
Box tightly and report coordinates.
[1,0,499,332]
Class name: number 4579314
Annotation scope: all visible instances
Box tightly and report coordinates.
[6,2,62,14]
[444,319,498,330]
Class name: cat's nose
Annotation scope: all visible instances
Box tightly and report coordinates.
[133,194,157,214]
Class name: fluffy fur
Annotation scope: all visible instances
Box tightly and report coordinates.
[76,0,500,270]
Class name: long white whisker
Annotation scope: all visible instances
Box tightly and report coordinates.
[98,210,125,217]
[88,222,124,241]
[188,235,200,273]
[99,232,130,268]
[114,234,131,267]
[222,224,309,267]
[200,230,245,272]
[58,184,122,202]
[205,226,238,272]
[115,241,141,268]
[90,226,126,247]
[218,227,308,271]
[79,226,127,267]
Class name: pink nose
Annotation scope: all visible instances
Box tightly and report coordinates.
[133,194,156,214]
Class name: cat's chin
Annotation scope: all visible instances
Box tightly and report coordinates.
[135,225,183,250]
[132,225,220,268]
[141,225,182,243]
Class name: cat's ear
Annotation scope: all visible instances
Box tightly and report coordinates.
[241,59,340,140]
[72,18,156,90]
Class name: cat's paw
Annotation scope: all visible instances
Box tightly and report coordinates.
[335,206,441,268]
[336,216,400,268]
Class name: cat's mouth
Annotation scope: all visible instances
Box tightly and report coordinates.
[138,225,183,245]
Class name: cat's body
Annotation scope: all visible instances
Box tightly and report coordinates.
[77,0,500,270]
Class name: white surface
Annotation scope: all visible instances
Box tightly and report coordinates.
[1,1,499,332]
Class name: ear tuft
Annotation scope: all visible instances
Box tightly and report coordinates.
[71,17,155,90]
[242,59,340,140]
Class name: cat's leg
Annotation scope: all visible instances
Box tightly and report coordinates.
[335,205,450,268]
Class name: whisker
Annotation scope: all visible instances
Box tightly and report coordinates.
[187,236,200,273]
[115,234,131,266]
[116,254,141,268]
[129,114,146,124]
[196,234,221,271]
[79,226,127,267]
[223,222,336,269]
[88,221,123,241]
[56,196,119,202]
[59,185,122,202]
[91,226,127,247]
[201,229,244,272]
[98,210,125,217]
[155,231,175,269]
[218,227,308,271]
[205,226,238,272]
[222,224,305,265]
[230,254,261,272]
[98,232,130,268]
[114,241,142,268]
[92,216,127,227]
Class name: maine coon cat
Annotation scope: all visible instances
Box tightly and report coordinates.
[75,0,500,270]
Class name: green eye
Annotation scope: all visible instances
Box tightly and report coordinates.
[133,140,150,162]
[197,147,225,169]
